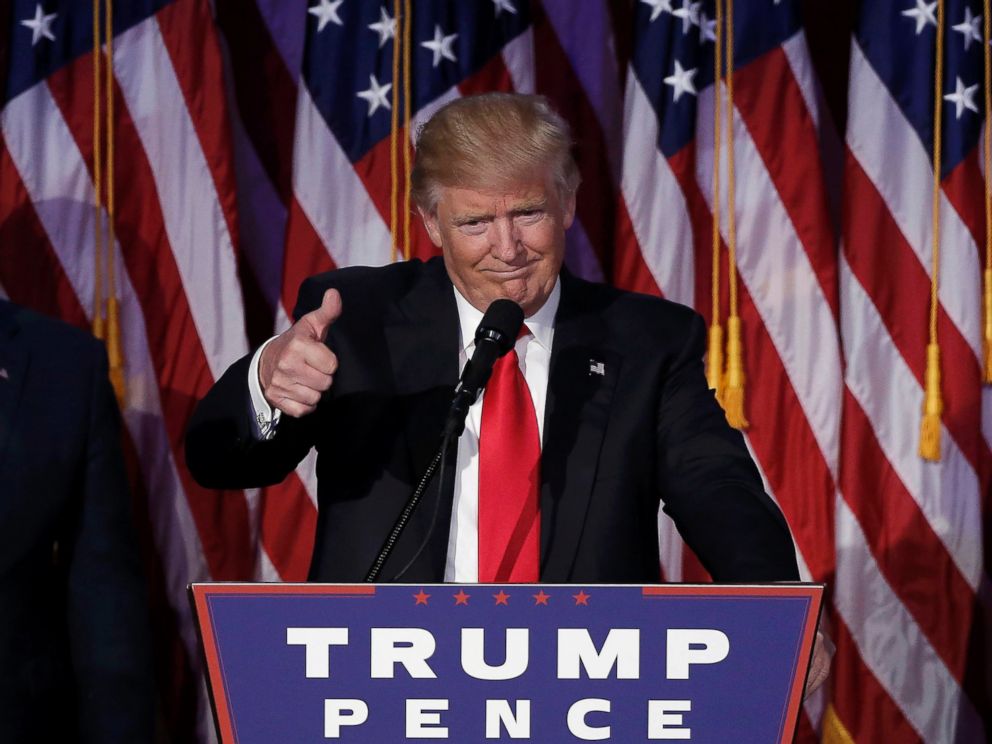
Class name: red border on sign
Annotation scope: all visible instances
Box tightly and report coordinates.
[643,583,824,744]
[191,582,822,744]
[190,583,377,743]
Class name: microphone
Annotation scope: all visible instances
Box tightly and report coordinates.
[441,298,524,439]
[364,298,524,582]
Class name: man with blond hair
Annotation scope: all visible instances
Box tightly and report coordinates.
[186,92,799,588]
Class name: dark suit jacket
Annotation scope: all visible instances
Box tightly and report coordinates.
[186,257,799,584]
[0,301,153,743]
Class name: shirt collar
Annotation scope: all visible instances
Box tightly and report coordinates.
[453,277,560,354]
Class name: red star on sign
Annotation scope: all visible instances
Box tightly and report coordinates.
[572,590,590,606]
[493,590,510,606]
[453,590,470,606]
[533,590,550,606]
[413,589,430,605]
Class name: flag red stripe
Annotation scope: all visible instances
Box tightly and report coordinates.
[0,140,88,326]
[843,150,990,480]
[155,0,241,254]
[831,616,925,744]
[458,50,514,95]
[351,133,435,262]
[533,2,615,281]
[282,196,337,319]
[668,143,837,583]
[214,0,297,204]
[613,195,664,298]
[733,47,840,318]
[840,390,974,681]
[47,58,254,580]
[260,479,317,581]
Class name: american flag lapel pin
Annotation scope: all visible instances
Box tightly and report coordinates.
[589,359,606,377]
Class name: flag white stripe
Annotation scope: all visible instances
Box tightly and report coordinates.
[695,82,843,481]
[847,43,983,361]
[839,255,984,588]
[621,72,695,306]
[115,18,249,378]
[781,31,820,133]
[502,27,535,94]
[834,497,981,743]
[293,85,392,267]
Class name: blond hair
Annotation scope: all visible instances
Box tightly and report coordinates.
[411,93,580,213]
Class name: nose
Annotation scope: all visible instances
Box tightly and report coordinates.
[489,216,523,263]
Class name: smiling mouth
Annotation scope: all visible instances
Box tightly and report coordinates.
[485,265,530,278]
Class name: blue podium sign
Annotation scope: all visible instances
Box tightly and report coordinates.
[192,583,822,743]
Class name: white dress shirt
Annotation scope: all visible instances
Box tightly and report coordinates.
[246,280,560,582]
[444,281,558,581]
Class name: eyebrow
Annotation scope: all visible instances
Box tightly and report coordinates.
[450,200,548,226]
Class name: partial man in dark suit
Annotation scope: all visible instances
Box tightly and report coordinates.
[186,92,828,688]
[0,300,153,742]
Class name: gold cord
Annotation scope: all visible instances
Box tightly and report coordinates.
[91,0,105,341]
[103,0,125,403]
[402,0,412,260]
[706,0,724,395]
[389,0,401,262]
[721,0,748,429]
[920,0,945,461]
[983,0,992,382]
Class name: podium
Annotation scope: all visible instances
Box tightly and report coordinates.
[192,583,822,743]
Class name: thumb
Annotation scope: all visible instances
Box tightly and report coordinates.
[301,288,342,341]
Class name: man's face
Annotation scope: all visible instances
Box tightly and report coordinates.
[420,175,576,317]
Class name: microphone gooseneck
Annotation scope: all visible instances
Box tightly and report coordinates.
[441,299,524,439]
[364,298,524,582]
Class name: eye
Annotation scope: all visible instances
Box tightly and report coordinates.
[515,209,544,223]
[459,220,488,235]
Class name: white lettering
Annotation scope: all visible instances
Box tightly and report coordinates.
[666,629,729,679]
[648,700,692,739]
[286,627,349,679]
[370,628,437,679]
[323,699,368,738]
[406,699,449,738]
[462,628,530,680]
[567,698,611,740]
[558,629,640,679]
[485,700,531,739]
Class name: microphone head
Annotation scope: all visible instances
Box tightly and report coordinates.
[475,299,524,354]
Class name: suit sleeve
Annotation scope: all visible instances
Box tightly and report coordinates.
[655,312,800,582]
[67,344,154,743]
[184,279,324,489]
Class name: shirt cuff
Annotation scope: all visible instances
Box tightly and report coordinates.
[248,336,281,441]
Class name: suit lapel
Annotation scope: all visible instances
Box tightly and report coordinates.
[382,259,461,579]
[540,274,621,581]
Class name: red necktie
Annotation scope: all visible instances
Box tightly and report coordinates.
[478,330,541,582]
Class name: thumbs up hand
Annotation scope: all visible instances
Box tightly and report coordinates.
[259,289,342,417]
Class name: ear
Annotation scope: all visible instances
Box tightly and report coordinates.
[561,190,576,230]
[419,207,443,248]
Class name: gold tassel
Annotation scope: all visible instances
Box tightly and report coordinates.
[919,342,943,461]
[984,269,992,383]
[722,315,748,429]
[706,322,724,395]
[105,296,126,405]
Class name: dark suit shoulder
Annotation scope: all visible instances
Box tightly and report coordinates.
[0,300,104,368]
[293,257,445,320]
[562,275,701,346]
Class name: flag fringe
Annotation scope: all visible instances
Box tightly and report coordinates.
[919,343,942,462]
[722,316,748,429]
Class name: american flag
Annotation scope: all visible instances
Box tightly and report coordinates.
[832,1,991,742]
[0,0,989,742]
